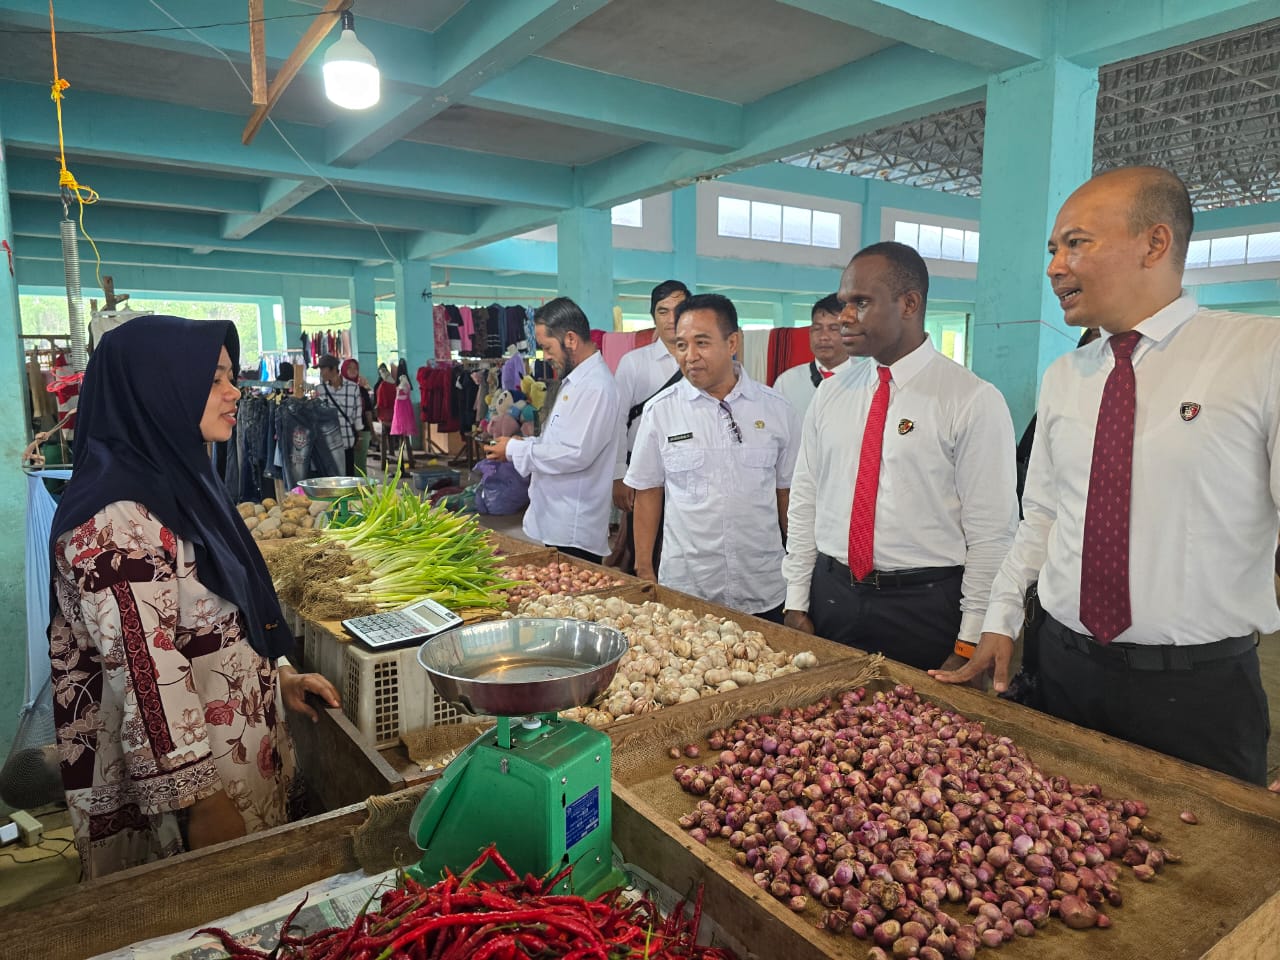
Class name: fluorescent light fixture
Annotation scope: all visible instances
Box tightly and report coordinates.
[323,10,380,110]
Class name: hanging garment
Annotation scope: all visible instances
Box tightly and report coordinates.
[740,329,771,386]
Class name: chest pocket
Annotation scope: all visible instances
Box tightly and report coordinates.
[663,447,707,502]
[738,447,775,472]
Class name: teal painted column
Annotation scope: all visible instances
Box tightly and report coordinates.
[672,186,698,291]
[281,276,304,359]
[256,298,279,354]
[861,182,885,250]
[350,266,377,372]
[394,260,435,366]
[971,57,1097,430]
[778,294,801,327]
[556,207,614,329]
[0,134,31,761]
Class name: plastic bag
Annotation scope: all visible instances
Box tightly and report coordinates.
[474,460,530,516]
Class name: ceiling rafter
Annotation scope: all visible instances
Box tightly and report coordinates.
[785,17,1280,209]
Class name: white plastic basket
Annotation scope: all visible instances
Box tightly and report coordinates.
[341,643,470,747]
[303,621,346,690]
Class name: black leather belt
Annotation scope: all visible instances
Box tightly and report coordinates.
[1048,618,1257,671]
[820,554,963,589]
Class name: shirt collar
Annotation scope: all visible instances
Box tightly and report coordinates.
[815,357,846,375]
[562,349,603,385]
[1108,291,1198,346]
[679,364,755,404]
[885,335,936,387]
[649,338,679,363]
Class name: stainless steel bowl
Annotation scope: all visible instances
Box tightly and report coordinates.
[297,476,370,500]
[417,618,629,716]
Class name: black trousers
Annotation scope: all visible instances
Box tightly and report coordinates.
[548,544,604,565]
[1040,616,1270,785]
[809,555,962,671]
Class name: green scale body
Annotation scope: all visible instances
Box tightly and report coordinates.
[408,715,625,897]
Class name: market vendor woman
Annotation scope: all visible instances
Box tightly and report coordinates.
[46,315,340,880]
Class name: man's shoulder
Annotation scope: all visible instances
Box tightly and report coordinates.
[773,363,806,386]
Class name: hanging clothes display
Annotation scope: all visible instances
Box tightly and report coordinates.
[740,329,772,386]
[765,327,814,386]
[601,332,638,373]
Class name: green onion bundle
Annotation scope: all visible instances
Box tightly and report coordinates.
[317,472,520,610]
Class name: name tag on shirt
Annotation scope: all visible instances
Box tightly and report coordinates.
[667,432,693,443]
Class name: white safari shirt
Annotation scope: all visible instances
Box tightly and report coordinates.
[625,370,800,614]
[509,351,620,557]
[613,338,682,479]
[773,358,849,419]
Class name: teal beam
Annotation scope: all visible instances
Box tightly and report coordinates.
[13,236,360,278]
[465,59,743,153]
[1189,278,1280,308]
[286,191,477,235]
[394,260,435,365]
[556,208,614,330]
[1195,200,1280,233]
[10,198,401,263]
[779,0,1047,71]
[1058,0,1279,68]
[325,0,608,165]
[0,114,28,762]
[971,58,1098,432]
[281,277,304,355]
[0,82,575,209]
[351,267,378,371]
[672,187,698,290]
[5,155,259,213]
[582,46,985,207]
[409,207,559,260]
[14,259,351,299]
[221,178,325,241]
[257,299,280,354]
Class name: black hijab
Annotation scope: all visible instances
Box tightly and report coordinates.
[48,315,292,659]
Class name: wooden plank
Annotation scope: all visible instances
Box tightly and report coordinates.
[248,0,267,106]
[242,0,352,145]
[290,700,406,807]
[0,803,370,960]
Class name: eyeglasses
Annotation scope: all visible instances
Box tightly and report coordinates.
[718,399,743,444]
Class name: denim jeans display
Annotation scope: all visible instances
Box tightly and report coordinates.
[278,397,344,487]
[224,396,346,497]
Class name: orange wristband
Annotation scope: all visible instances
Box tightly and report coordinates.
[953,640,977,660]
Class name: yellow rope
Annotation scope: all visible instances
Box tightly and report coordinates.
[48,0,102,286]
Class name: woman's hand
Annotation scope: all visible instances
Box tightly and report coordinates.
[279,665,341,722]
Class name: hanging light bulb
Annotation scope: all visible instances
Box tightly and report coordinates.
[323,10,380,110]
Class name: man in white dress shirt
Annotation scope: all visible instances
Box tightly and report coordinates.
[783,242,1018,671]
[935,167,1275,785]
[626,294,800,620]
[772,294,849,418]
[607,279,691,572]
[486,298,620,563]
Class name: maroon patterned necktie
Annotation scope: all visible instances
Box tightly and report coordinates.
[1080,330,1142,643]
[847,366,892,581]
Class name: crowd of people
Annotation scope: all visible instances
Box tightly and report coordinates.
[43,163,1278,881]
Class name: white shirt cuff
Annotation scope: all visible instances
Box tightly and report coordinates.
[981,599,1026,640]
[958,611,984,644]
[784,584,811,612]
[507,439,533,477]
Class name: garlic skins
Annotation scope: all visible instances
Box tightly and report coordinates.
[511,594,820,726]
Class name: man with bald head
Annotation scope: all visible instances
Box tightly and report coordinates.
[935,166,1276,785]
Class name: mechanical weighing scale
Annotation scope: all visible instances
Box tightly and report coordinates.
[297,475,371,525]
[409,618,630,897]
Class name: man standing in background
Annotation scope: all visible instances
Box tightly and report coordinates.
[772,294,849,418]
[316,353,363,476]
[486,298,620,564]
[607,279,692,572]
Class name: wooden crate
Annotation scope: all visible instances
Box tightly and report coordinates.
[607,658,1280,960]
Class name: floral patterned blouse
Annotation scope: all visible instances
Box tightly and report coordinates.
[49,501,297,879]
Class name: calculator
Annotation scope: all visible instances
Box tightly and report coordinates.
[342,598,464,650]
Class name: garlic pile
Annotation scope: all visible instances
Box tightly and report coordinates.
[514,594,820,727]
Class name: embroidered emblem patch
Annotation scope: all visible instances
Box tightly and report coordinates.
[898,419,915,435]
[1180,402,1200,422]
[754,420,765,429]
[667,432,693,443]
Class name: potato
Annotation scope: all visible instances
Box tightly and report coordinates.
[236,503,256,518]
[308,501,328,517]
[251,527,264,540]
[267,505,284,519]
[261,498,277,508]
[279,522,298,538]
[300,515,315,529]
[258,516,282,533]
[254,504,268,516]
[243,516,260,531]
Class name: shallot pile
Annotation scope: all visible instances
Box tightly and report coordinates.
[672,685,1182,958]
[504,560,625,602]
[514,595,819,726]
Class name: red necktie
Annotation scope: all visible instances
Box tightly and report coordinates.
[820,370,834,380]
[1080,331,1142,643]
[847,366,892,581]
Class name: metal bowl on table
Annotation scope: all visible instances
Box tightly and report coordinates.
[297,476,371,500]
[418,618,629,716]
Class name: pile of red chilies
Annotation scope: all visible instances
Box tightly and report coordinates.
[196,845,736,960]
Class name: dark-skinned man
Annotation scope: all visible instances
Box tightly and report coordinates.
[772,293,851,418]
[934,166,1277,786]
[783,241,1018,671]
[625,294,799,622]
[487,297,620,564]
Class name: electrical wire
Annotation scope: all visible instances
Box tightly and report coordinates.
[145,0,400,264]
[0,13,322,36]
[0,834,77,865]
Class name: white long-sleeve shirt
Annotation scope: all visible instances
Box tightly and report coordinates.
[783,337,1018,642]
[983,294,1280,645]
[772,358,850,419]
[508,351,620,557]
[625,370,801,614]
[613,338,681,479]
